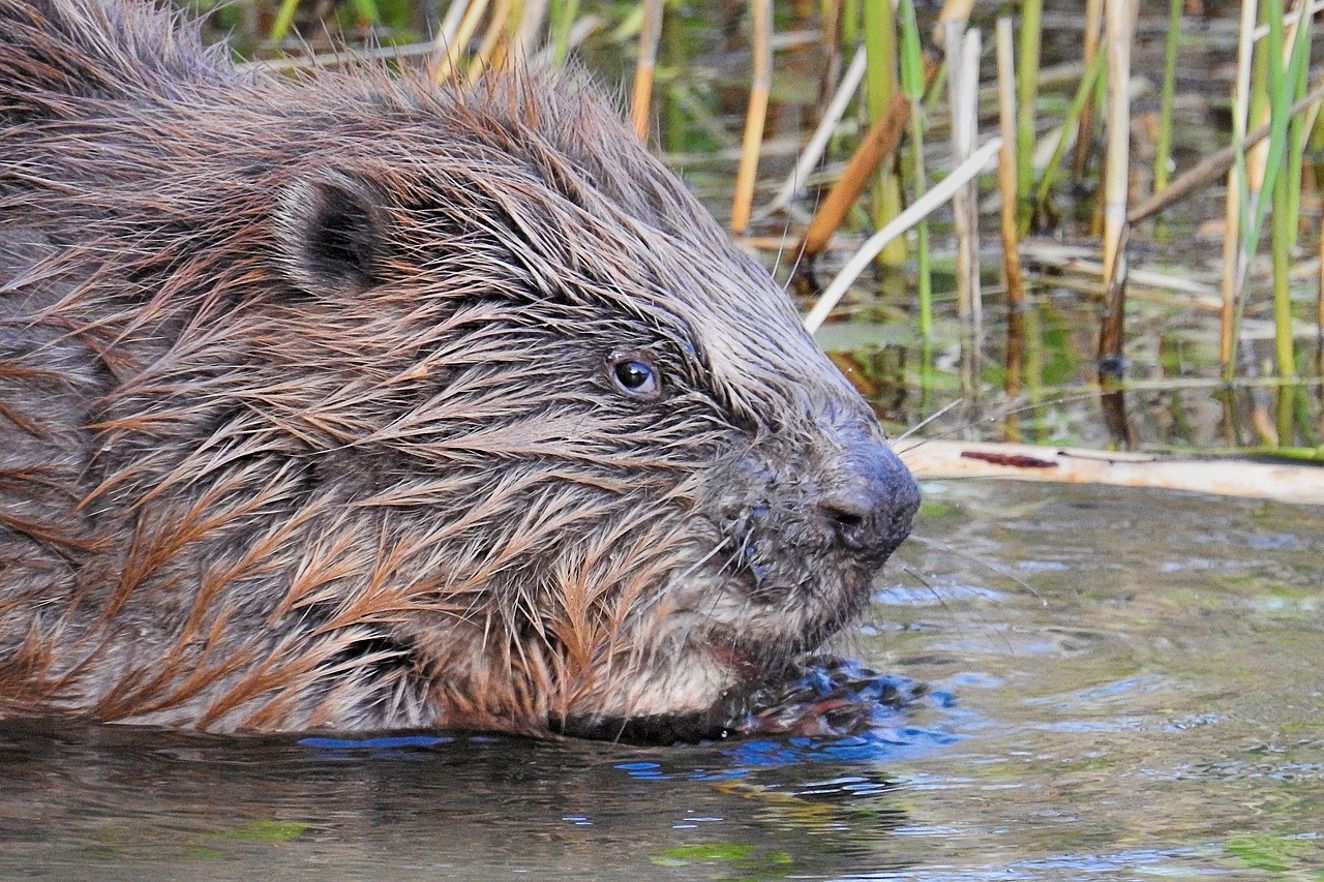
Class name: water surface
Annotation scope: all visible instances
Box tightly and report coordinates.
[5,480,1320,880]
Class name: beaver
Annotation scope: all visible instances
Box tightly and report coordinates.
[0,0,919,740]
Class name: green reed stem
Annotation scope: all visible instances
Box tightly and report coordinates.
[1230,0,1312,381]
[1154,0,1181,191]
[349,0,380,25]
[898,0,930,340]
[896,0,924,106]
[549,0,580,66]
[1015,0,1042,233]
[1272,158,1294,386]
[1267,0,1312,384]
[863,0,890,121]
[1284,12,1313,245]
[1033,47,1106,224]
[270,0,299,41]
[863,0,903,265]
[841,0,859,47]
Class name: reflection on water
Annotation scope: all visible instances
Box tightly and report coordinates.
[5,481,1321,881]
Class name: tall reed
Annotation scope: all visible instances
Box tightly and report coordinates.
[1219,0,1259,376]
[864,0,904,265]
[1153,0,1181,192]
[731,0,772,234]
[547,0,580,66]
[628,0,663,138]
[1014,0,1042,233]
[1097,0,1134,386]
[997,17,1025,409]
[898,0,932,342]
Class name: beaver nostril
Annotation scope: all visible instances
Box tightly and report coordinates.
[811,437,921,557]
[815,490,876,551]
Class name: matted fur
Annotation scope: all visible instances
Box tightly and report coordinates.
[0,0,917,736]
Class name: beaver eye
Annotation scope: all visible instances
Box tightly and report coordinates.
[608,353,661,399]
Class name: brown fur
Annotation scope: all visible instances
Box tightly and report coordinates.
[0,0,918,737]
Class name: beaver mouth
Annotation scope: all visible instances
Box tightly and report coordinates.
[543,571,876,745]
[712,529,891,645]
[542,492,913,744]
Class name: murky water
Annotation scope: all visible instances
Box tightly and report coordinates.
[5,481,1320,881]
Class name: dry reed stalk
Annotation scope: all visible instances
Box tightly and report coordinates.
[431,0,491,83]
[932,0,974,45]
[797,89,914,259]
[963,31,982,335]
[629,0,665,140]
[1220,0,1260,368]
[730,0,773,234]
[1100,0,1133,284]
[944,18,965,305]
[997,18,1024,404]
[946,22,981,327]
[996,18,1024,315]
[1098,0,1134,379]
[1073,0,1104,183]
[466,0,513,81]
[510,0,550,63]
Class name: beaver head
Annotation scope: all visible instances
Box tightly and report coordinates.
[0,0,918,737]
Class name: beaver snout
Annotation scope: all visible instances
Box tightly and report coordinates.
[811,433,920,559]
[709,416,919,587]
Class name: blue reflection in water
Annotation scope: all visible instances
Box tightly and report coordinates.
[299,734,456,749]
[296,662,963,775]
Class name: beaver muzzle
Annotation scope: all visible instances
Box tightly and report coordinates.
[702,409,920,657]
[809,425,920,562]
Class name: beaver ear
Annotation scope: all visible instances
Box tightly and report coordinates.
[275,170,388,296]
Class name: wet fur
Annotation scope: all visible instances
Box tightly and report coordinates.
[0,0,915,735]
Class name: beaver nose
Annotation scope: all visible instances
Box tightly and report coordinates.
[813,442,920,556]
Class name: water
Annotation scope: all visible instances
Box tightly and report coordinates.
[5,480,1320,881]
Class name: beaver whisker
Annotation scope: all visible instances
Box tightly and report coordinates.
[905,534,1046,605]
[893,390,1106,459]
[892,397,964,446]
[674,536,735,585]
[722,528,755,576]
